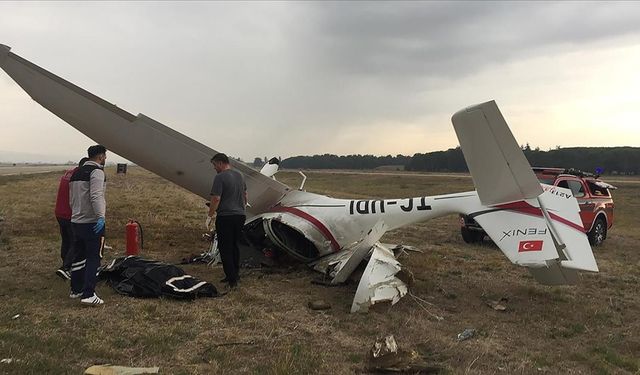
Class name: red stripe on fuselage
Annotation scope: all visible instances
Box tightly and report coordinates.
[495,201,586,233]
[269,206,341,252]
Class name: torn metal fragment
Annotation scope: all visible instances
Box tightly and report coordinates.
[351,244,408,313]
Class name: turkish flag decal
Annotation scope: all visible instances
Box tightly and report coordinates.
[518,240,544,252]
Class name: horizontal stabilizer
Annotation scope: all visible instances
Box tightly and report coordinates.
[452,101,543,206]
[472,184,597,285]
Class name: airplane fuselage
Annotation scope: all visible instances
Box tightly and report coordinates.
[249,189,483,261]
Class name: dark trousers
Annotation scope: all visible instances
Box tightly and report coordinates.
[216,215,245,283]
[57,217,76,270]
[70,223,105,298]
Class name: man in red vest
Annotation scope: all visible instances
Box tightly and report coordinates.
[54,157,87,280]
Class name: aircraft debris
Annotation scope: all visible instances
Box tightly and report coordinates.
[1,358,21,364]
[368,335,441,373]
[372,335,398,358]
[486,299,508,311]
[456,328,476,341]
[84,365,159,375]
[389,244,422,253]
[351,244,408,313]
[11,314,20,320]
[307,300,332,310]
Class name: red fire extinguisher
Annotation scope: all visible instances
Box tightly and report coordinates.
[125,220,143,256]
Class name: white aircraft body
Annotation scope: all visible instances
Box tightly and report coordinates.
[0,44,598,312]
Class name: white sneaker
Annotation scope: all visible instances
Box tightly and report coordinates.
[69,291,82,299]
[80,294,104,306]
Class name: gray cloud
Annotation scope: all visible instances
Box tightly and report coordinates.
[301,2,640,78]
[1,2,639,162]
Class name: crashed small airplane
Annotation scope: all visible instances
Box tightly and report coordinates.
[0,45,598,312]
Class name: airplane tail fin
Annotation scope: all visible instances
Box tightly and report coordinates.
[451,100,543,206]
[452,101,598,284]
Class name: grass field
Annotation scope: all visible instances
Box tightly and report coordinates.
[0,167,639,374]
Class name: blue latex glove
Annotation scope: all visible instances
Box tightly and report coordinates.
[93,217,105,234]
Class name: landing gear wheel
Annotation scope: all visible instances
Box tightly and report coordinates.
[461,227,484,244]
[588,217,607,246]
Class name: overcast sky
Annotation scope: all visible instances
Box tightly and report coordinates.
[1,1,639,163]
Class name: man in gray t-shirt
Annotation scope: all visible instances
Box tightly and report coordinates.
[207,153,247,287]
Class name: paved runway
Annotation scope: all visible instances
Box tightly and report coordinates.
[0,165,70,176]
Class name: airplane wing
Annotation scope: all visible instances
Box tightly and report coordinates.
[0,44,291,214]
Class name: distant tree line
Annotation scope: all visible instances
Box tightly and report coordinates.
[277,146,639,175]
[281,154,410,170]
[521,146,639,175]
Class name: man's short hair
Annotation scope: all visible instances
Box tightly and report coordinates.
[78,157,89,167]
[211,153,229,164]
[87,145,107,159]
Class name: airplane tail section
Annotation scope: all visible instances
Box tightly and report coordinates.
[452,101,598,284]
[471,187,598,284]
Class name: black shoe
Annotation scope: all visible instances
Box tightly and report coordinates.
[56,269,71,281]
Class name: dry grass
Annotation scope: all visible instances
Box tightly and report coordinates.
[0,168,639,374]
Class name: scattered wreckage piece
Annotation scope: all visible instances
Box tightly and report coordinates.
[310,223,410,313]
[456,328,476,342]
[368,335,441,374]
[351,244,408,313]
[486,297,508,311]
[99,256,218,299]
